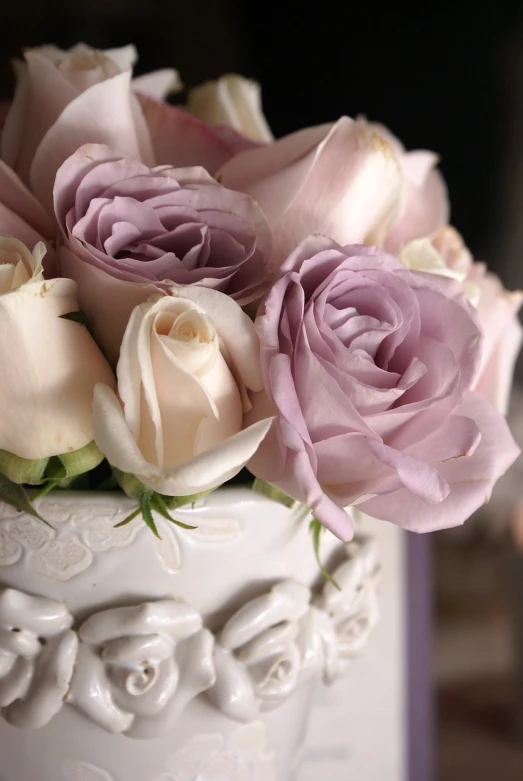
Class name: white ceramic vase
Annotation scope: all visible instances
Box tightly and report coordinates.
[0,487,379,781]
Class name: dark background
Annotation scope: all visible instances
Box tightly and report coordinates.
[1,0,523,282]
[2,0,523,284]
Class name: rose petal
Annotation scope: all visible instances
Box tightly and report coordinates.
[138,95,250,174]
[93,383,273,496]
[30,71,155,214]
[220,117,403,267]
[359,392,520,531]
[0,277,115,459]
[133,69,182,101]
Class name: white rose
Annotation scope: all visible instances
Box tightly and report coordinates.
[0,237,115,461]
[188,74,273,144]
[93,287,273,497]
[399,225,523,415]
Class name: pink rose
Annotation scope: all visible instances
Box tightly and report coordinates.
[218,117,403,268]
[400,226,523,415]
[54,144,271,362]
[137,94,260,176]
[248,236,519,540]
[373,123,449,253]
[0,43,161,214]
[0,161,55,264]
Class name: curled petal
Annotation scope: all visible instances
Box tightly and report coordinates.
[138,95,256,174]
[101,634,174,664]
[133,69,182,101]
[220,117,403,266]
[0,589,73,636]
[5,630,78,728]
[252,643,301,707]
[69,643,133,733]
[335,593,380,659]
[0,160,53,238]
[170,285,265,392]
[127,628,216,739]
[187,74,273,143]
[237,622,298,666]
[0,628,41,657]
[93,383,273,496]
[0,657,33,707]
[219,581,310,650]
[206,645,259,723]
[79,600,202,645]
[30,71,155,214]
[298,608,340,686]
[319,557,367,615]
[360,391,520,531]
[110,657,179,718]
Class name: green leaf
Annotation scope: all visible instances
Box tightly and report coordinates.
[150,493,197,530]
[0,474,50,525]
[140,493,160,538]
[60,310,88,327]
[310,518,341,590]
[114,506,142,528]
[252,478,295,508]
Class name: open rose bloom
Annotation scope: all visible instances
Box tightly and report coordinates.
[0,41,518,541]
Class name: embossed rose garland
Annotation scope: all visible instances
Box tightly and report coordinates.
[0,43,519,550]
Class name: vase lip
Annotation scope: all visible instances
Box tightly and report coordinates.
[15,486,307,517]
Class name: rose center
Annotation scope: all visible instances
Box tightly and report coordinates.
[122,662,158,696]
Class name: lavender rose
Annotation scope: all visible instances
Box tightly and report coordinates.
[54,143,271,362]
[248,236,520,540]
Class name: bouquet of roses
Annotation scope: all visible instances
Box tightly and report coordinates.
[0,42,519,545]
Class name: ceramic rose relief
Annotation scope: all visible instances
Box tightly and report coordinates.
[0,490,379,780]
[0,534,379,736]
[0,34,520,781]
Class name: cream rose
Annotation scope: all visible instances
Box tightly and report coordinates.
[0,235,44,293]
[0,237,115,463]
[188,74,273,144]
[93,287,273,497]
[399,226,523,415]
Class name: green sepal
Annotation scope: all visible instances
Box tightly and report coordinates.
[140,494,160,538]
[114,468,207,511]
[113,469,147,500]
[0,474,50,525]
[0,450,49,485]
[310,518,341,591]
[111,470,200,535]
[57,441,104,479]
[161,492,210,511]
[114,507,142,528]
[150,493,197,530]
[252,478,295,508]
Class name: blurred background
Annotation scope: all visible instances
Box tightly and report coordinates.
[1,1,523,779]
